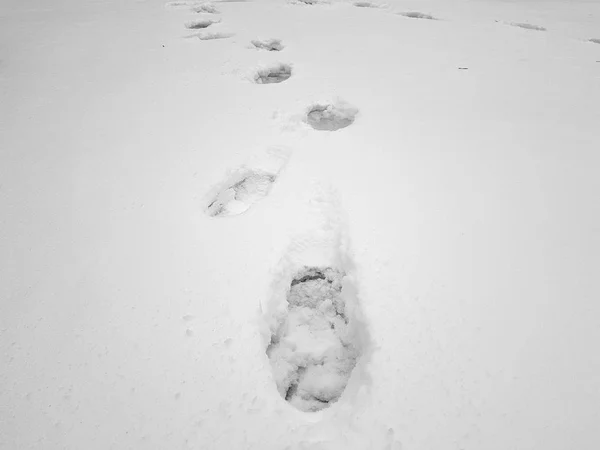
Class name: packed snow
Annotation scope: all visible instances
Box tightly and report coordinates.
[1,0,599,449]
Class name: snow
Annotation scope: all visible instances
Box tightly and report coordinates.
[1,0,599,449]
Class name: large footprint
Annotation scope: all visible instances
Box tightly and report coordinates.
[204,147,291,217]
[262,187,370,412]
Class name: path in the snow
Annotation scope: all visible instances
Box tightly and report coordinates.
[161,0,600,448]
[172,0,367,414]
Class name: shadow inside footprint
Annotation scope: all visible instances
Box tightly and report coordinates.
[185,18,217,29]
[266,267,361,412]
[511,22,546,31]
[306,103,358,131]
[254,64,292,84]
[251,38,284,51]
[399,11,436,20]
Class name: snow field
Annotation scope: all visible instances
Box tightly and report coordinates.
[1,0,599,449]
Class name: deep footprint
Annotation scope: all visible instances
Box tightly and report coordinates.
[251,38,284,51]
[398,11,436,20]
[306,102,358,131]
[511,22,546,31]
[589,38,600,44]
[254,64,292,84]
[205,148,290,217]
[266,267,361,412]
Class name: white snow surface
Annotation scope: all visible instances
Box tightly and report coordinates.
[1,0,599,449]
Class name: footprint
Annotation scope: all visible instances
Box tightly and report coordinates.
[398,11,436,20]
[305,100,358,131]
[292,0,325,5]
[267,267,360,412]
[185,18,219,29]
[204,147,291,217]
[262,193,369,413]
[251,38,284,51]
[510,22,546,31]
[192,3,220,13]
[353,1,379,7]
[589,38,600,44]
[165,0,205,9]
[165,0,195,8]
[254,63,292,84]
[196,31,235,40]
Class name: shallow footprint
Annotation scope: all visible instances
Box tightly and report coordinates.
[398,11,437,20]
[305,100,358,131]
[353,1,380,7]
[510,22,546,31]
[165,0,203,9]
[205,148,291,217]
[251,38,284,51]
[197,31,235,40]
[192,2,220,13]
[185,18,219,29]
[292,0,323,5]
